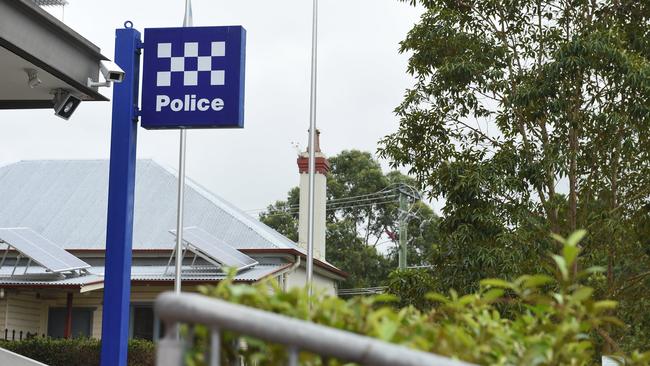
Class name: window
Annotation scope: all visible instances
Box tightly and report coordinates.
[47,308,93,338]
[131,305,154,340]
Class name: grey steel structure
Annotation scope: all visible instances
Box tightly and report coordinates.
[169,227,258,272]
[305,0,320,294]
[174,0,194,297]
[0,0,108,109]
[155,292,475,366]
[0,227,89,274]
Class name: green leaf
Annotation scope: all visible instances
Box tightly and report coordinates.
[594,300,618,311]
[458,294,476,306]
[521,274,554,288]
[601,316,626,327]
[562,244,580,267]
[480,278,514,289]
[425,292,450,304]
[551,233,566,244]
[483,288,505,302]
[582,266,606,275]
[552,255,569,281]
[571,287,593,302]
[376,319,399,341]
[373,294,399,303]
[566,230,587,247]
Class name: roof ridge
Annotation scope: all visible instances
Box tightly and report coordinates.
[153,162,301,251]
[0,158,303,253]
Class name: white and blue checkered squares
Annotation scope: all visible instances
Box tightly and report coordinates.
[156,41,226,87]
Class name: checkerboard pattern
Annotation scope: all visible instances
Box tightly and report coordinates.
[156,41,226,87]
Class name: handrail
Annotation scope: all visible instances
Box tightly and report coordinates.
[155,292,475,366]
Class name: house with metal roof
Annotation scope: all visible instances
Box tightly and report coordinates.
[0,159,343,340]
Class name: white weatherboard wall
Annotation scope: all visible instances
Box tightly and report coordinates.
[41,290,104,338]
[15,285,202,339]
[286,267,336,295]
[0,297,6,332]
[6,292,41,337]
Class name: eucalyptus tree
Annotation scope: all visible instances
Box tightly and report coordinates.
[259,150,439,288]
[379,0,650,350]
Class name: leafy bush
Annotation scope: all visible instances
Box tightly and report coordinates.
[386,267,437,310]
[0,337,154,366]
[189,231,649,365]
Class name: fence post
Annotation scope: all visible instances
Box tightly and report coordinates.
[156,323,184,366]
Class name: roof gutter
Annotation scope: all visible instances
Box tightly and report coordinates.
[275,255,301,291]
[68,248,349,279]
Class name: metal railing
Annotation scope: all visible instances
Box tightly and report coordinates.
[337,286,387,297]
[154,292,475,366]
[2,329,41,341]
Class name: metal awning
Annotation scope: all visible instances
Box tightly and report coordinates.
[0,264,289,292]
[0,0,109,109]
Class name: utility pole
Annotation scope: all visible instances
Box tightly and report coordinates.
[398,189,408,269]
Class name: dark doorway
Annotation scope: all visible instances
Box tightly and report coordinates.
[47,308,93,338]
[131,305,154,340]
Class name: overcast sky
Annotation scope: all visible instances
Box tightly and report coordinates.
[1,0,426,214]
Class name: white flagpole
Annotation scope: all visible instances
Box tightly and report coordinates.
[174,0,193,296]
[306,0,319,295]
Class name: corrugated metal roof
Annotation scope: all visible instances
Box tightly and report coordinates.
[0,160,301,252]
[0,274,102,286]
[0,264,285,286]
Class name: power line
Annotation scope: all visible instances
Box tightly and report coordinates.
[327,194,398,208]
[244,188,398,213]
[325,199,397,212]
[326,188,396,202]
[258,198,399,218]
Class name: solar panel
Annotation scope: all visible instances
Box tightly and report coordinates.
[170,227,258,271]
[0,228,90,273]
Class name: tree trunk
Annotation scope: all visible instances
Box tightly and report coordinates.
[568,125,578,233]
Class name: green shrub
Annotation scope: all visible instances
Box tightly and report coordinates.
[190,231,649,365]
[0,337,154,366]
[386,267,437,310]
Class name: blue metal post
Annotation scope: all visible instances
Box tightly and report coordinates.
[100,23,141,366]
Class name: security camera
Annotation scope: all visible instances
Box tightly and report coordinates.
[25,68,41,88]
[100,60,125,83]
[87,60,125,88]
[52,89,81,120]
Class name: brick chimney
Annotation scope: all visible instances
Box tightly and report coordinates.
[297,130,330,261]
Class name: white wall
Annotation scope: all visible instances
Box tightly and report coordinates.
[0,297,6,332]
[39,285,199,339]
[0,277,339,341]
[285,267,337,296]
[41,290,104,338]
[5,292,42,337]
[298,159,328,261]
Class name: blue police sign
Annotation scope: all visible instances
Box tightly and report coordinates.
[141,26,246,129]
